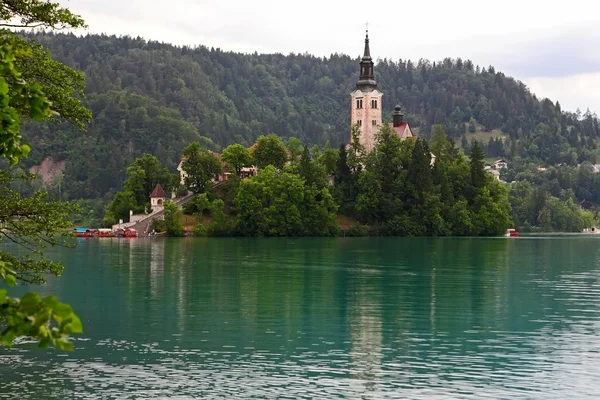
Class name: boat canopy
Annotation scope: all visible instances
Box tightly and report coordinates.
[98,228,112,233]
[74,228,88,232]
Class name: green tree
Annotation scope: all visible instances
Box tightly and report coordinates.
[235,165,338,236]
[221,143,252,176]
[182,142,223,194]
[0,0,88,349]
[123,164,146,207]
[299,145,326,188]
[286,136,304,158]
[106,190,136,223]
[130,154,172,199]
[468,119,477,133]
[469,140,486,189]
[163,200,183,236]
[429,124,457,163]
[347,124,365,173]
[251,134,288,170]
[318,140,339,175]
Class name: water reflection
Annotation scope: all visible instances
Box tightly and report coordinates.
[2,237,600,398]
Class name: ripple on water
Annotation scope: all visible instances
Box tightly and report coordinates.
[3,238,600,399]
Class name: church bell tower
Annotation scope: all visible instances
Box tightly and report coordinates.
[350,29,383,153]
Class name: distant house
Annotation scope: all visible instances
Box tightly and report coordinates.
[580,199,593,211]
[490,169,501,181]
[177,150,257,188]
[493,159,508,170]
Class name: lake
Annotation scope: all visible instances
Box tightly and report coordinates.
[2,236,600,399]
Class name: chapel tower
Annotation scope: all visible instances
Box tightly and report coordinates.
[350,29,383,153]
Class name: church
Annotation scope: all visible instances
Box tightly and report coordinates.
[350,30,415,152]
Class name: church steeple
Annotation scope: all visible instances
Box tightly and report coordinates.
[357,29,377,90]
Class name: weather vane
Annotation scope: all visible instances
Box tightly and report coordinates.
[366,22,369,34]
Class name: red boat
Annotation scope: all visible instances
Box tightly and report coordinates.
[505,228,519,237]
[95,228,115,237]
[74,228,96,238]
[116,228,138,238]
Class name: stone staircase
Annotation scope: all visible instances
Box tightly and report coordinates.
[127,193,195,237]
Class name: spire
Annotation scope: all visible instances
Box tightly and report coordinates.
[363,26,371,59]
[357,27,376,90]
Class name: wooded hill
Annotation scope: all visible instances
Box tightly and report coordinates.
[17,32,600,200]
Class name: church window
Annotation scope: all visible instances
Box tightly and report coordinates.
[372,120,377,126]
[357,120,362,126]
[371,99,378,109]
[356,98,363,109]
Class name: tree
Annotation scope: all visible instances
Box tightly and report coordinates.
[123,164,146,207]
[221,143,252,176]
[286,136,304,158]
[0,37,50,165]
[235,165,338,236]
[347,124,365,173]
[429,124,456,163]
[469,140,486,189]
[0,0,88,349]
[251,134,288,170]
[182,142,223,194]
[318,140,339,175]
[163,200,183,236]
[0,2,90,133]
[299,145,326,188]
[130,154,172,199]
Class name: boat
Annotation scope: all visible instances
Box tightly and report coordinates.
[505,228,519,237]
[96,228,115,237]
[117,228,138,238]
[74,227,96,238]
[124,228,137,238]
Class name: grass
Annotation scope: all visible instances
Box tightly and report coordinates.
[463,122,507,146]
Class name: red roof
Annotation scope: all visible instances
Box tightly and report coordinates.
[393,122,414,139]
[149,183,167,198]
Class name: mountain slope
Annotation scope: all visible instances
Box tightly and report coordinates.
[18,32,600,199]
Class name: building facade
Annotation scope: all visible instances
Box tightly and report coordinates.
[351,31,414,152]
[350,31,383,153]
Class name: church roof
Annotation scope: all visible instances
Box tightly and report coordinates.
[393,122,414,139]
[149,183,167,198]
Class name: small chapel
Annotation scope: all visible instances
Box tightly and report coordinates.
[350,30,415,152]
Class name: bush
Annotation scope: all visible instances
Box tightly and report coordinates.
[176,186,189,197]
[192,224,207,237]
[343,223,369,237]
[150,218,166,232]
[163,201,184,237]
[183,200,198,215]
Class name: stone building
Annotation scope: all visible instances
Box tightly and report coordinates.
[149,183,167,211]
[350,31,415,152]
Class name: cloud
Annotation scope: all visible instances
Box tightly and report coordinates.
[524,73,600,115]
[58,0,600,113]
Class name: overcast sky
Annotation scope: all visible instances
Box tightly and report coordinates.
[63,0,600,114]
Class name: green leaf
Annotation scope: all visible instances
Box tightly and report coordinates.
[3,274,16,287]
[19,292,41,312]
[53,302,73,319]
[54,338,74,352]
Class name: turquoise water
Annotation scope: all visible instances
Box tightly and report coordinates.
[2,237,600,398]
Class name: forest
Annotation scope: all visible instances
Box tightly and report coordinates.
[10,31,600,232]
[104,127,512,237]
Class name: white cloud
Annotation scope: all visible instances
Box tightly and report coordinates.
[524,73,600,115]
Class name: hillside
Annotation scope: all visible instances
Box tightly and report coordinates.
[16,32,600,200]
